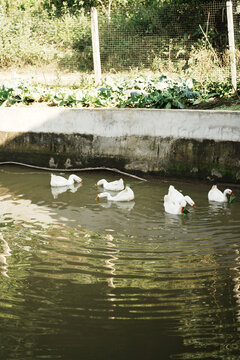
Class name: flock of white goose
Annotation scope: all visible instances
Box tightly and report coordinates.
[50,174,236,215]
[165,184,235,215]
[50,173,134,202]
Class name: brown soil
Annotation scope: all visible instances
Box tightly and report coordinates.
[189,95,240,110]
[0,68,88,87]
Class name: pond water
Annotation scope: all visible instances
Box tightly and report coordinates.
[0,165,240,360]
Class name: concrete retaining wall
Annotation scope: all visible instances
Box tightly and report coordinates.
[0,107,240,182]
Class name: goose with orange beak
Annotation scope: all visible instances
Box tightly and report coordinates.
[208,185,236,203]
[51,174,82,187]
[164,195,189,215]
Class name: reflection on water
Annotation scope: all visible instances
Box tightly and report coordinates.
[208,200,231,215]
[98,200,135,211]
[51,182,82,199]
[233,249,240,328]
[0,234,11,277]
[0,194,56,224]
[0,166,240,359]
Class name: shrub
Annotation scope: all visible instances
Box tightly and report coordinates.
[0,5,92,70]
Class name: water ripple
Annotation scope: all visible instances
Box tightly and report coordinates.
[0,169,240,359]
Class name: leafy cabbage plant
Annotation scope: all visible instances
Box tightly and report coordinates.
[97,74,200,109]
[0,74,201,108]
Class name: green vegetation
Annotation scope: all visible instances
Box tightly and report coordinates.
[0,0,239,109]
[0,3,92,70]
[0,74,202,108]
[1,72,239,109]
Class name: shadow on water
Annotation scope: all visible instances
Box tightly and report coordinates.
[0,166,240,359]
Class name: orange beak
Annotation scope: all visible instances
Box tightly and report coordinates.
[96,195,99,201]
[193,203,196,208]
[231,192,234,196]
[181,207,184,213]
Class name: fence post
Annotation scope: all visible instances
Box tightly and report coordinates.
[91,7,102,85]
[226,1,237,91]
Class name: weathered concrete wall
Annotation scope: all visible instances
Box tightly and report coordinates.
[0,107,240,182]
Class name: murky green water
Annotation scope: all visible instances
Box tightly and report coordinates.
[0,166,240,360]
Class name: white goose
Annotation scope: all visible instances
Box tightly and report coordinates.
[96,186,134,202]
[50,173,82,187]
[208,185,234,203]
[97,178,124,191]
[168,185,196,207]
[164,195,189,215]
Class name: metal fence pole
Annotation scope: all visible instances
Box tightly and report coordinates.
[91,7,102,85]
[226,1,237,91]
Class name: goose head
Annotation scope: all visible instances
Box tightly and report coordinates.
[224,188,234,196]
[96,179,106,186]
[224,188,236,203]
[69,174,82,183]
[96,192,110,201]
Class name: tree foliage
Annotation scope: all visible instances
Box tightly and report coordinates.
[0,0,223,13]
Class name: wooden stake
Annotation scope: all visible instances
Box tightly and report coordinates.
[199,24,221,67]
[226,1,237,91]
[91,7,102,85]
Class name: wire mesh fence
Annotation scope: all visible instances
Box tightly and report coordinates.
[97,1,239,77]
